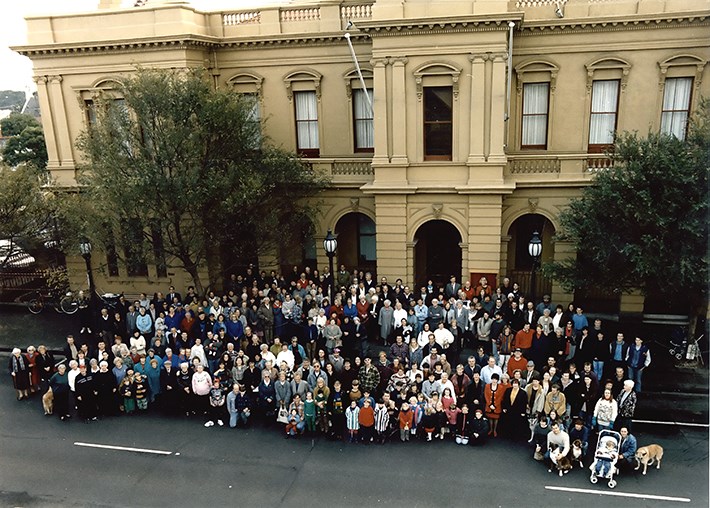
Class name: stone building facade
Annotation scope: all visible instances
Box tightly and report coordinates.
[15,0,710,312]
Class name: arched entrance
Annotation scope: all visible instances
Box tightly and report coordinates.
[334,212,377,274]
[506,214,555,299]
[414,220,462,288]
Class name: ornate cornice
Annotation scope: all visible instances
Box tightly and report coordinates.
[357,14,523,37]
[519,12,710,35]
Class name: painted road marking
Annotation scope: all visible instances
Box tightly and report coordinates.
[545,486,691,503]
[633,419,709,428]
[74,442,173,455]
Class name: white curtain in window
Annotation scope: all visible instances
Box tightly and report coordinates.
[589,80,619,145]
[661,77,692,140]
[295,91,318,149]
[522,83,549,146]
[354,89,374,149]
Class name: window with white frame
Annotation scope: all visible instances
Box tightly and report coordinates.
[661,77,693,140]
[294,90,319,157]
[521,82,549,149]
[588,80,620,152]
[353,88,374,152]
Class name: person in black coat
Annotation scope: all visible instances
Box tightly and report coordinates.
[74,365,98,422]
[469,408,489,446]
[95,361,117,417]
[465,372,485,413]
[500,379,529,441]
[36,345,55,392]
[159,360,178,413]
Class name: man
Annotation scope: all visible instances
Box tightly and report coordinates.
[63,335,79,362]
[507,348,528,379]
[535,294,554,317]
[514,322,534,357]
[618,427,638,471]
[626,336,650,393]
[227,383,251,428]
[480,356,503,385]
[568,418,590,457]
[166,286,182,306]
[74,364,98,423]
[616,380,637,431]
[328,348,345,373]
[445,276,461,300]
[610,332,629,372]
[358,357,380,394]
[427,299,445,329]
[545,422,570,473]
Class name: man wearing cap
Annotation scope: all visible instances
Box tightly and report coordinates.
[524,360,540,386]
[536,295,554,317]
[328,348,345,373]
[507,348,528,379]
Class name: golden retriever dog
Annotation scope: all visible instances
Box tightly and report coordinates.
[635,444,664,475]
[42,387,54,415]
[570,439,584,468]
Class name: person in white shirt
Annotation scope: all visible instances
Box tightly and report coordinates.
[276,344,295,370]
[480,356,503,385]
[433,372,456,404]
[433,322,454,350]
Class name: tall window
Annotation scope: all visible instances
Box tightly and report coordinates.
[423,87,453,160]
[358,214,376,262]
[661,77,693,140]
[353,88,374,152]
[521,83,550,149]
[294,91,319,157]
[588,80,620,152]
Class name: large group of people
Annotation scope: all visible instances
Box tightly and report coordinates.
[10,268,649,473]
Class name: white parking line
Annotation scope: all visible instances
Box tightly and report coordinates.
[545,486,691,503]
[74,441,173,455]
[633,419,709,428]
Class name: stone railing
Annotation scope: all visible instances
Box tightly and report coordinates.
[341,2,374,20]
[508,157,561,174]
[280,7,321,23]
[332,160,374,176]
[585,155,614,171]
[223,11,261,26]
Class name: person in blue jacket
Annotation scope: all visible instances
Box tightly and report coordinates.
[618,426,637,471]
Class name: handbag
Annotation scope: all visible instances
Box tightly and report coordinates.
[276,406,289,424]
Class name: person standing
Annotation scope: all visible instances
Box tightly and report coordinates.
[626,337,650,392]
[615,380,637,431]
[74,364,98,423]
[9,348,31,401]
[49,364,71,420]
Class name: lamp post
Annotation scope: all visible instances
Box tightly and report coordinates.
[79,240,98,332]
[528,231,542,304]
[323,230,338,302]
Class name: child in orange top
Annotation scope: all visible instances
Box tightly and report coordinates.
[399,402,414,442]
[358,398,375,444]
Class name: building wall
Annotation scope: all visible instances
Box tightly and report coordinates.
[15,0,710,304]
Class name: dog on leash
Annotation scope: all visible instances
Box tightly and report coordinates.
[42,387,54,415]
[570,439,584,468]
[635,444,664,475]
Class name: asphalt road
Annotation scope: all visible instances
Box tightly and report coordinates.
[0,381,707,508]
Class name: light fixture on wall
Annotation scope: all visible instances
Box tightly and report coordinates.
[555,1,565,18]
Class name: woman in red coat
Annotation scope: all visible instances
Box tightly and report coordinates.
[484,373,505,437]
[25,346,41,393]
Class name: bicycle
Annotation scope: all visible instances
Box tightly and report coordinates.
[26,289,79,315]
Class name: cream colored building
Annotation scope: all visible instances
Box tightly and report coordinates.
[15,0,710,312]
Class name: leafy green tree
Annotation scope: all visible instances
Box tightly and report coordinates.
[545,101,709,317]
[1,112,39,136]
[0,164,55,269]
[69,68,328,293]
[2,124,48,170]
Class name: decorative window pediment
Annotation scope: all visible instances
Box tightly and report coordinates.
[515,60,559,94]
[413,62,461,100]
[284,70,322,101]
[585,57,631,92]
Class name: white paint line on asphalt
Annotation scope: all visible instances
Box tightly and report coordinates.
[545,486,691,503]
[633,419,709,428]
[74,442,173,455]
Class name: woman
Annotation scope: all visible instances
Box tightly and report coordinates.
[593,388,618,431]
[525,377,547,419]
[408,337,423,369]
[25,346,41,393]
[95,361,117,417]
[576,374,598,424]
[501,378,529,441]
[49,364,71,420]
[36,345,55,392]
[9,348,31,400]
[231,356,247,385]
[145,358,162,403]
[484,373,505,437]
[417,323,433,349]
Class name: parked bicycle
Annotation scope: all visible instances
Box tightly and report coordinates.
[26,289,79,315]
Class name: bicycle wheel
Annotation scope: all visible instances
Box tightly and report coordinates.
[60,296,79,314]
[28,299,43,314]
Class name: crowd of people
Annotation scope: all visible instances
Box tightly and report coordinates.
[9,267,649,472]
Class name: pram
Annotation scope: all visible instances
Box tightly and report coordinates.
[589,429,621,488]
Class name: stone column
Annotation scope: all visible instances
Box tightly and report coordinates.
[48,76,74,169]
[390,57,409,165]
[375,194,408,282]
[34,76,60,174]
[467,53,487,165]
[371,58,389,166]
[488,53,507,164]
[467,195,504,274]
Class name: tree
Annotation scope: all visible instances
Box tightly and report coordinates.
[2,125,48,170]
[0,164,55,270]
[545,101,709,316]
[68,68,328,293]
[0,112,39,136]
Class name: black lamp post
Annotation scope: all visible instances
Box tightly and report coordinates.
[528,231,542,304]
[323,230,338,301]
[79,240,98,330]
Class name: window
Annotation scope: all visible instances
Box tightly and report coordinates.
[661,77,693,140]
[521,83,549,149]
[84,100,96,126]
[353,89,374,152]
[588,80,620,153]
[423,86,453,160]
[358,214,376,262]
[294,91,319,157]
[240,92,261,148]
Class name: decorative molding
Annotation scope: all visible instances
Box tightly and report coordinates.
[48,75,63,84]
[432,203,443,219]
[350,197,360,211]
[413,62,462,101]
[283,70,322,102]
[528,198,539,211]
[515,59,560,94]
[657,54,707,91]
[519,14,709,36]
[358,16,522,37]
[585,57,631,92]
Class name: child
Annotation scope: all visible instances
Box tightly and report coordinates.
[445,403,461,438]
[470,408,490,446]
[119,375,135,415]
[399,402,414,442]
[455,404,471,445]
[206,378,225,427]
[303,392,317,433]
[594,439,618,477]
[133,372,149,412]
[374,400,389,444]
[285,409,302,438]
[358,398,375,444]
[421,406,437,442]
[345,400,360,443]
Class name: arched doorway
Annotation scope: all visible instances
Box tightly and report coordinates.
[334,212,377,275]
[506,214,555,299]
[414,220,462,288]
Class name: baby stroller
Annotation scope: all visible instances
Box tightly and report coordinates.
[589,429,621,488]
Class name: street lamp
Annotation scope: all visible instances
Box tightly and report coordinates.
[528,231,542,304]
[323,230,338,301]
[79,240,98,333]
